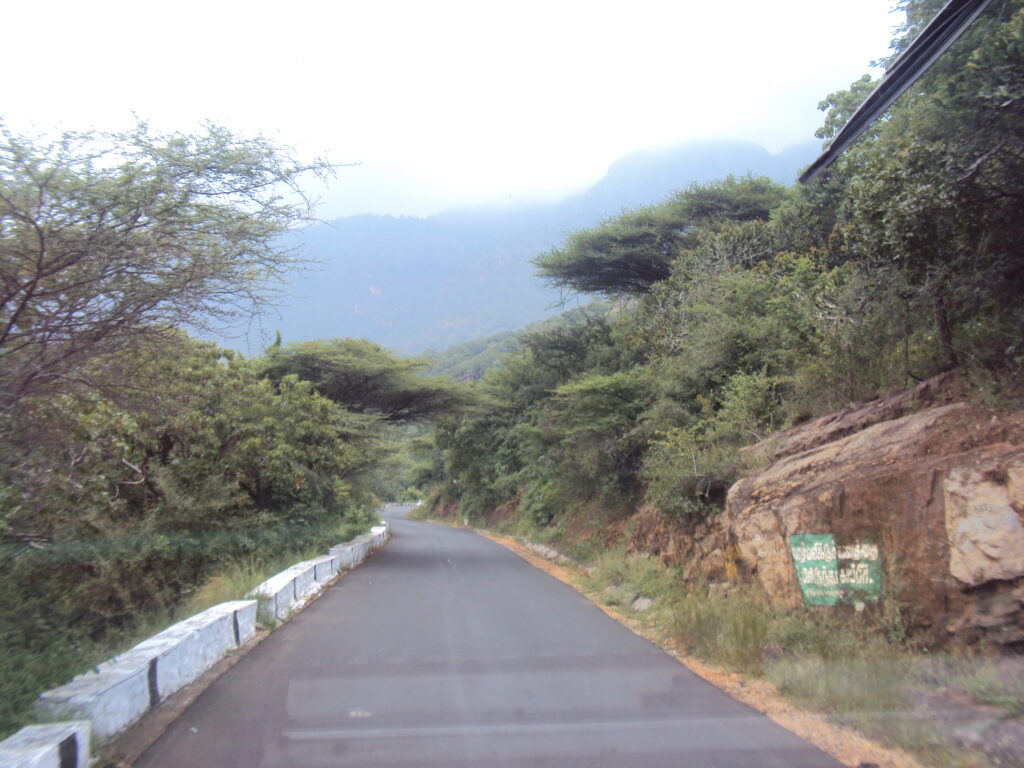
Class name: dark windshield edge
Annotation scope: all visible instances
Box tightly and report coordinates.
[799,0,995,184]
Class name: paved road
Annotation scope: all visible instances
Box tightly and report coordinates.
[136,506,842,767]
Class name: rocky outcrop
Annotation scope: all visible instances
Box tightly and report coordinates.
[741,371,960,465]
[631,376,1024,648]
[944,462,1024,587]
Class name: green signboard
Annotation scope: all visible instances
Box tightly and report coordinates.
[789,534,881,607]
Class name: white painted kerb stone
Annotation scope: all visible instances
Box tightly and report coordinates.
[36,660,149,741]
[328,543,361,570]
[36,601,255,740]
[0,721,90,768]
[250,570,299,623]
[282,562,320,600]
[22,524,388,751]
[304,554,341,583]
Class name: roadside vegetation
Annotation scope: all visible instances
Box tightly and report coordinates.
[415,2,1024,765]
[0,123,465,737]
[578,547,1022,768]
[424,0,1024,566]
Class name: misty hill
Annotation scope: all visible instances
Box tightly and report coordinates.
[421,300,618,381]
[260,140,818,353]
[420,329,519,381]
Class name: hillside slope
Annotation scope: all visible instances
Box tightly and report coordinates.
[257,140,816,353]
[628,375,1024,649]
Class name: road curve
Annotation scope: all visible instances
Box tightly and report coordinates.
[135,506,842,767]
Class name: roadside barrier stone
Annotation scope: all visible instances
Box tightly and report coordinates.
[305,554,342,583]
[0,721,90,768]
[250,569,298,624]
[35,602,257,740]
[2,521,389,762]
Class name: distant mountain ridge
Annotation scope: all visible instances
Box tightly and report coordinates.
[250,140,818,354]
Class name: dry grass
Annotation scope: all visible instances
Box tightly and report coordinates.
[479,532,1017,768]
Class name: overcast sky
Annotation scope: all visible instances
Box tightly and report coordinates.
[4,0,897,218]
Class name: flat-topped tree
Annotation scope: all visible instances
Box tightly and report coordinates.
[259,338,470,423]
[533,175,787,298]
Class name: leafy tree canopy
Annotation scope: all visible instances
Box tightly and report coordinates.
[820,0,1024,369]
[0,120,330,410]
[259,338,470,423]
[666,174,789,226]
[533,175,787,297]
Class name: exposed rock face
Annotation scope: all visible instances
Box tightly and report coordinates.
[944,459,1024,586]
[741,371,959,466]
[630,376,1024,648]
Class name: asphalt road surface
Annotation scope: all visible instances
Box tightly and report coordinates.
[135,506,843,767]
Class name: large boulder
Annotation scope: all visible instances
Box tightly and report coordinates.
[633,377,1024,648]
[944,460,1024,587]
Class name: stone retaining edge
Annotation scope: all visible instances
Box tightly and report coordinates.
[0,520,391,764]
[0,722,90,768]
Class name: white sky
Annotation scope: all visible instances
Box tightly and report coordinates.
[3,0,898,218]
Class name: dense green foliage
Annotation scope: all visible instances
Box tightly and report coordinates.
[259,338,469,422]
[0,124,460,736]
[432,0,1024,531]
[423,331,522,381]
[420,302,615,382]
[533,176,788,296]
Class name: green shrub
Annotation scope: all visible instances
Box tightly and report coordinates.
[521,481,561,527]
[641,426,732,521]
[588,547,630,587]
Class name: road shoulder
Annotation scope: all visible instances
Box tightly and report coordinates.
[476,529,927,768]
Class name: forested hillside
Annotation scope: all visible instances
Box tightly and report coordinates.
[261,141,817,353]
[425,0,1023,552]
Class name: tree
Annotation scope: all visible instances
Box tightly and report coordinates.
[534,205,687,297]
[814,74,878,145]
[258,338,470,423]
[667,174,788,226]
[533,176,787,297]
[821,0,1024,370]
[0,333,377,537]
[0,121,331,410]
